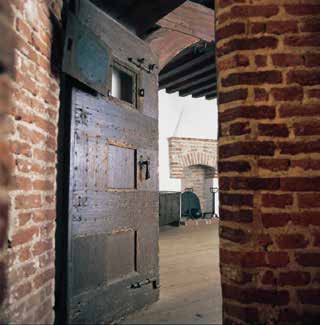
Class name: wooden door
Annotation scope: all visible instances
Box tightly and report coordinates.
[63,1,159,323]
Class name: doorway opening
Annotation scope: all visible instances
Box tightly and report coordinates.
[122,37,221,322]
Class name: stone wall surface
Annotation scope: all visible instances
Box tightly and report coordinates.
[216,0,320,323]
[1,0,62,323]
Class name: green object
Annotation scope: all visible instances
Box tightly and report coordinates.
[181,192,202,219]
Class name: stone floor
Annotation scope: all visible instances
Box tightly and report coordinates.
[121,222,222,324]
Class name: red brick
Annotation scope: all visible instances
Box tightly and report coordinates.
[12,226,39,246]
[222,283,289,305]
[267,21,298,34]
[277,234,309,249]
[219,142,276,159]
[15,194,41,209]
[12,281,32,301]
[218,161,251,173]
[279,140,320,155]
[216,22,246,41]
[258,123,289,137]
[250,22,266,34]
[231,177,280,191]
[287,70,320,86]
[220,193,253,207]
[298,289,320,305]
[271,87,303,101]
[305,53,320,67]
[279,272,311,286]
[301,19,320,33]
[272,53,304,67]
[220,226,250,244]
[220,208,253,223]
[292,212,320,227]
[258,159,290,172]
[33,268,54,290]
[17,212,32,227]
[267,252,290,267]
[218,88,248,105]
[17,125,46,145]
[262,194,293,208]
[280,104,320,118]
[231,5,279,18]
[255,55,267,67]
[12,176,32,191]
[218,0,245,8]
[286,34,320,47]
[294,121,320,136]
[281,177,320,191]
[229,122,251,136]
[220,248,242,266]
[217,37,278,57]
[220,105,275,123]
[262,213,291,228]
[9,140,32,157]
[33,180,54,191]
[296,253,320,267]
[242,252,266,268]
[285,5,320,16]
[262,270,276,285]
[32,240,52,256]
[298,193,320,208]
[254,88,269,101]
[218,55,249,71]
[291,159,320,170]
[222,71,282,87]
[33,149,55,163]
[308,89,320,99]
[224,303,258,322]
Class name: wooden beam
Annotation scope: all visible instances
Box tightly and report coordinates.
[157,1,215,42]
[159,51,214,81]
[179,80,217,97]
[192,88,217,98]
[166,70,216,93]
[206,92,217,100]
[159,63,216,89]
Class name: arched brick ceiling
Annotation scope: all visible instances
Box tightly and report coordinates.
[146,1,216,100]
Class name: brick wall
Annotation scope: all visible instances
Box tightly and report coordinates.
[216,0,320,323]
[182,165,215,212]
[0,0,14,316]
[1,0,62,323]
[168,137,218,178]
[168,137,218,213]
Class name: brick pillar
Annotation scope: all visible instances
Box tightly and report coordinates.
[0,0,14,311]
[216,1,320,323]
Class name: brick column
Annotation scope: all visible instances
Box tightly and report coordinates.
[0,0,14,311]
[216,1,320,323]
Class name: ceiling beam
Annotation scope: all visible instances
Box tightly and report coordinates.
[192,88,217,98]
[166,71,216,93]
[179,80,217,97]
[159,51,214,81]
[159,62,216,89]
[206,92,217,100]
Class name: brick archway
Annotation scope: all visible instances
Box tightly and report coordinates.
[179,152,216,170]
[147,1,215,69]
